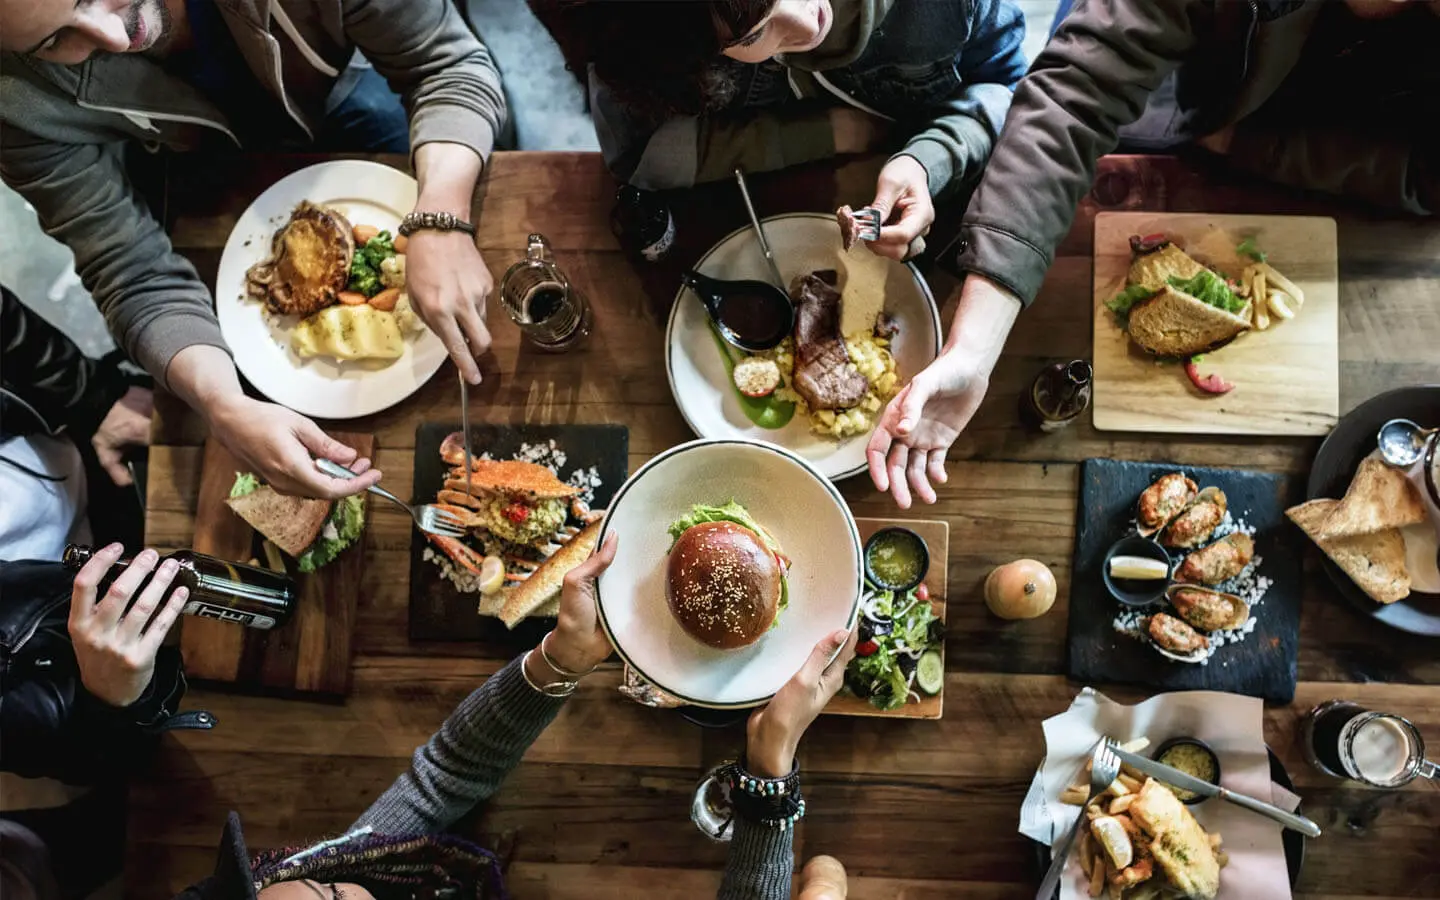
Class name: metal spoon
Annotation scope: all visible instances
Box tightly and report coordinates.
[733,168,787,289]
[1378,418,1437,468]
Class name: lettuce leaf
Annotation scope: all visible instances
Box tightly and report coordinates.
[1106,284,1156,326]
[229,472,260,498]
[296,495,365,573]
[1166,270,1247,314]
[1236,238,1266,263]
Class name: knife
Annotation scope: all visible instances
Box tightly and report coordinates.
[1109,743,1322,837]
[458,372,475,499]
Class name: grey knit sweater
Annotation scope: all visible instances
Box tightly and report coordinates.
[353,657,794,899]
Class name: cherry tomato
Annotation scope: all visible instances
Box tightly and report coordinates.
[501,502,532,523]
[916,583,930,602]
[855,640,879,657]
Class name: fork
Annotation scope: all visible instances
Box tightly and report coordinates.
[1036,739,1122,900]
[315,458,466,538]
[849,206,928,259]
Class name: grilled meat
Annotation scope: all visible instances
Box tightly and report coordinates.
[246,201,355,317]
[1176,532,1254,585]
[1146,612,1209,654]
[836,205,861,251]
[790,270,868,410]
[1137,473,1198,535]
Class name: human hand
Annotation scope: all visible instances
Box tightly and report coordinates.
[1196,125,1236,155]
[205,394,380,499]
[405,229,494,385]
[829,107,887,155]
[92,386,153,487]
[69,544,189,707]
[864,154,934,261]
[543,531,619,675]
[745,627,857,777]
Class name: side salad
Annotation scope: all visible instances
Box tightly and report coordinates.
[844,580,945,710]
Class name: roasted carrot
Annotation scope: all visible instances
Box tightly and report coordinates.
[352,224,380,245]
[368,287,401,311]
[392,233,408,254]
[338,291,369,306]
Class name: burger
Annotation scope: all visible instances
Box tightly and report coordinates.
[665,501,790,650]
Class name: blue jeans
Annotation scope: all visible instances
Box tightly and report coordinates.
[320,64,410,153]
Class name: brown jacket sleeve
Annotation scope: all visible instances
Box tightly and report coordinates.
[948,0,1200,305]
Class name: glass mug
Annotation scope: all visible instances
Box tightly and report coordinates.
[1303,700,1437,788]
[499,233,592,351]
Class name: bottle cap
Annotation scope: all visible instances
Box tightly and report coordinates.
[61,544,92,570]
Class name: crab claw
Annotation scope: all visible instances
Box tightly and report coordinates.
[427,532,486,575]
[432,502,483,529]
[439,432,475,469]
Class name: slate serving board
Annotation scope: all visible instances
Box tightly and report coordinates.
[408,423,628,647]
[1068,459,1304,703]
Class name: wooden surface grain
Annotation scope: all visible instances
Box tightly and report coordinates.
[1091,212,1341,435]
[134,151,1440,899]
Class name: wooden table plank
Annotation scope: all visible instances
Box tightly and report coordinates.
[134,151,1440,899]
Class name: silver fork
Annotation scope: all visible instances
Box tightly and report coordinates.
[1036,739,1122,900]
[315,458,465,538]
[849,206,928,258]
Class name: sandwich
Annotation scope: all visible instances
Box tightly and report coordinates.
[226,473,365,573]
[1287,498,1410,604]
[665,501,791,650]
[1107,235,1252,358]
[440,459,580,547]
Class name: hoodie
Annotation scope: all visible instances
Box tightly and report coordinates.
[590,0,1027,197]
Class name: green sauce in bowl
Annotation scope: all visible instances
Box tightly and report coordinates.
[864,528,929,591]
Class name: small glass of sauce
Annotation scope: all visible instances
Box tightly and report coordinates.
[863,527,930,592]
[1154,737,1221,804]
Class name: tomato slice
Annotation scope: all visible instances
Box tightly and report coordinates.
[1184,359,1235,395]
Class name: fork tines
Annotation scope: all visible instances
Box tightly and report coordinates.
[853,206,883,243]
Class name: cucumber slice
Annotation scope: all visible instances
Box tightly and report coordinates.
[916,650,944,695]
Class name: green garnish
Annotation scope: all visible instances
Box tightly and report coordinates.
[1166,270,1247,314]
[229,472,260,498]
[1236,238,1266,263]
[346,233,397,297]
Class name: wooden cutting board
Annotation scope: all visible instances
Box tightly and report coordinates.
[824,517,948,720]
[182,435,372,697]
[1091,212,1339,435]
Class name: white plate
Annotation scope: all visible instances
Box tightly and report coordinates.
[215,160,448,420]
[596,438,862,708]
[665,213,942,482]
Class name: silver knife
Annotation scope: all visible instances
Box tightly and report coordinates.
[458,372,475,499]
[1109,743,1322,837]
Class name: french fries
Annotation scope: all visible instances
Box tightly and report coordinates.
[1058,736,1227,900]
[1240,259,1303,333]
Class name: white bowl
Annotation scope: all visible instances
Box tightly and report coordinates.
[596,438,862,708]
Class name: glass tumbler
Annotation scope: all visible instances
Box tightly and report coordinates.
[499,233,592,351]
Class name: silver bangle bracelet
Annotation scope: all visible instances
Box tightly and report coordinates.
[520,649,578,697]
[540,632,598,679]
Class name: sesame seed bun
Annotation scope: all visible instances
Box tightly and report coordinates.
[666,521,783,650]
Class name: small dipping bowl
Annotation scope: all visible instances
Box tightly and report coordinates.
[863,527,930,592]
[1103,535,1172,607]
[1153,737,1222,805]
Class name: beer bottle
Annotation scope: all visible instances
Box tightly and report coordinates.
[62,545,296,630]
[610,184,675,263]
[1020,359,1093,433]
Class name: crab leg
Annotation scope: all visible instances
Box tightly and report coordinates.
[426,533,487,575]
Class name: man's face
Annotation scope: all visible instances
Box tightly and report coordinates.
[0,0,170,64]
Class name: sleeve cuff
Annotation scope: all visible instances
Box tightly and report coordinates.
[146,316,231,393]
[941,219,1052,307]
[409,104,497,168]
[897,140,949,197]
[721,816,795,897]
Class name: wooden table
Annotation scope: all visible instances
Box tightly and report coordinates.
[133,152,1440,899]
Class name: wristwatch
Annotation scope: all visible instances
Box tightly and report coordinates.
[398,211,475,237]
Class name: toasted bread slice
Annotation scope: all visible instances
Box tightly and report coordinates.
[1320,458,1426,538]
[1126,285,1252,357]
[1288,499,1411,604]
[450,459,580,501]
[499,520,602,628]
[1127,243,1208,292]
[226,486,331,558]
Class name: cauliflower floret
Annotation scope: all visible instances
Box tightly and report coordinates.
[393,292,426,334]
[380,254,406,289]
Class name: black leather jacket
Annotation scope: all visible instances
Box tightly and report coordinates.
[0,559,213,783]
[1,284,148,442]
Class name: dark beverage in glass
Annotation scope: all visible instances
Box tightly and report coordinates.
[1302,699,1435,787]
[610,184,675,263]
[499,234,592,351]
[1021,359,1093,432]
[63,544,297,630]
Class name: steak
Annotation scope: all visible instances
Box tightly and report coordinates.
[246,201,355,317]
[836,205,861,251]
[790,270,869,410]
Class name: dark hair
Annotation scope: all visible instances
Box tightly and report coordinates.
[529,0,777,117]
[251,832,507,899]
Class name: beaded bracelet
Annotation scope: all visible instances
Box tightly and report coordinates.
[719,760,806,830]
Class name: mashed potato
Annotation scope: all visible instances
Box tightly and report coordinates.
[765,332,901,439]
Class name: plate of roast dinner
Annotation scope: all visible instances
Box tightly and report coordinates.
[665,213,942,481]
[215,160,448,419]
[595,438,862,708]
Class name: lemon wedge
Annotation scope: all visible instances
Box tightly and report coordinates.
[478,556,506,595]
[1109,555,1169,580]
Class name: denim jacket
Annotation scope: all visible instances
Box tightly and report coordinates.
[592,0,1027,197]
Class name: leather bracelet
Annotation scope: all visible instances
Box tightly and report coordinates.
[540,632,598,679]
[719,759,806,830]
[398,210,475,237]
[520,649,577,697]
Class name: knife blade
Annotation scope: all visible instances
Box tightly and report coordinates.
[458,372,475,499]
[1109,744,1322,837]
